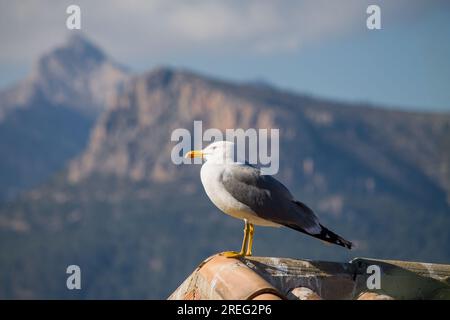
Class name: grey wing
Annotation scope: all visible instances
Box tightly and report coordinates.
[221,164,321,234]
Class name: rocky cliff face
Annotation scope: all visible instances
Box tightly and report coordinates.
[68,68,279,184]
[67,67,450,209]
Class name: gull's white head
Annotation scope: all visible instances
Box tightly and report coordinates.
[185,141,235,163]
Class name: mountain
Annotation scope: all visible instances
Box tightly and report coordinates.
[0,34,129,199]
[0,64,449,299]
[68,68,450,206]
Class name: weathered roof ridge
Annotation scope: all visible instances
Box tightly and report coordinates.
[169,254,450,300]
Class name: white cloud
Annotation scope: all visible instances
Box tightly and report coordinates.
[0,0,439,65]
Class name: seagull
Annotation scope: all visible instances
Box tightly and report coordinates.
[185,140,352,258]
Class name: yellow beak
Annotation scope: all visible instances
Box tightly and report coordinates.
[185,150,204,159]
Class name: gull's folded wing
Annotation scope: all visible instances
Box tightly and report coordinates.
[221,164,321,234]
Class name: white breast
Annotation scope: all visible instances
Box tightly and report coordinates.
[200,162,280,227]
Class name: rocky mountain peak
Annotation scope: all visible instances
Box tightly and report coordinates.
[34,33,107,77]
[0,34,129,120]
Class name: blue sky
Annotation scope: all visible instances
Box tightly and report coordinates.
[0,0,449,111]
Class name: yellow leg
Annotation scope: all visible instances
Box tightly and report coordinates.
[221,220,250,258]
[245,223,254,256]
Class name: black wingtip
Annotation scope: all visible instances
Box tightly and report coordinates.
[285,223,353,249]
[318,224,353,250]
